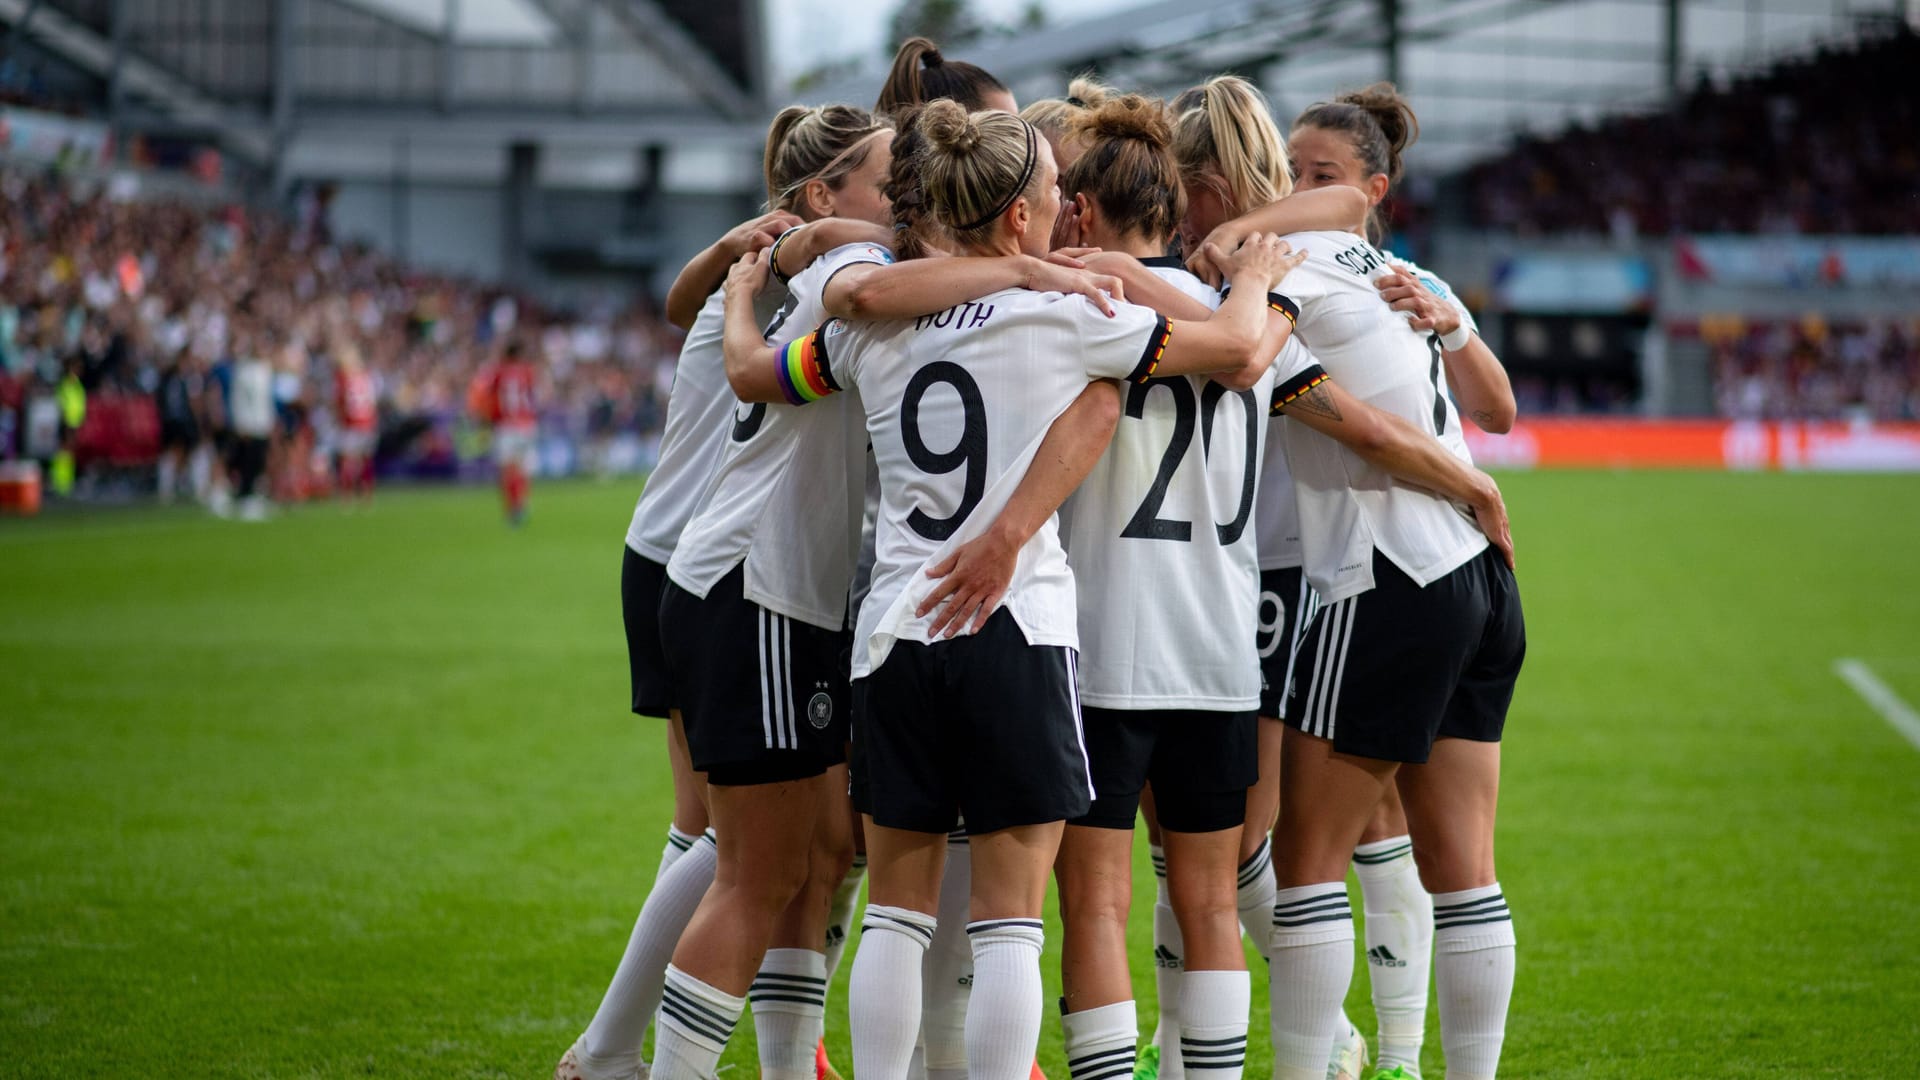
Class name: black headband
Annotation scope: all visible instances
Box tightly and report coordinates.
[956,120,1039,232]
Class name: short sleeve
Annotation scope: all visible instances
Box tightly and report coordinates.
[1067,296,1170,383]
[777,242,896,344]
[1267,339,1329,416]
[776,319,850,406]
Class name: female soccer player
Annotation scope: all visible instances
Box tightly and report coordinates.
[724,100,1309,1080]
[559,104,893,1080]
[1039,90,1512,1080]
[1175,76,1527,1080]
[1182,81,1520,1080]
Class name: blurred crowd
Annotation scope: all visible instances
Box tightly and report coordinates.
[1705,316,1920,421]
[0,166,678,507]
[1469,27,1920,236]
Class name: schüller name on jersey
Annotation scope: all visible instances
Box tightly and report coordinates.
[914,301,995,332]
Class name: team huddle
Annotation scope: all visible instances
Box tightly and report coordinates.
[561,36,1526,1080]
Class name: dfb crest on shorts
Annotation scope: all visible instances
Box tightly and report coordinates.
[808,691,834,729]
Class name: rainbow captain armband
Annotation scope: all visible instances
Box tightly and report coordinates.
[1269,364,1330,415]
[776,324,843,405]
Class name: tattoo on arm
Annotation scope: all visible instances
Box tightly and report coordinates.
[1290,381,1343,422]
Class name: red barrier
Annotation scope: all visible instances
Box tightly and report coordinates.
[1462,418,1920,471]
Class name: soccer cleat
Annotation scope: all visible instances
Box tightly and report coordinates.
[1326,1020,1370,1080]
[554,1039,645,1080]
[1030,1059,1048,1080]
[815,1037,844,1080]
[1365,1068,1421,1080]
[1134,1043,1162,1080]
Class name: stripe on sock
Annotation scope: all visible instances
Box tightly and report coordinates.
[1180,1033,1248,1070]
[1067,1045,1137,1080]
[660,983,735,1045]
[1271,887,1352,928]
[1435,891,1510,930]
[863,909,935,945]
[1351,841,1413,865]
[966,918,1044,935]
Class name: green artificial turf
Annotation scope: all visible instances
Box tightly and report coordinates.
[2,472,1916,1078]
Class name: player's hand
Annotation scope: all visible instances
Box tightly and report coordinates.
[916,528,1019,638]
[1023,256,1125,317]
[727,210,803,258]
[725,249,771,299]
[1187,220,1248,288]
[1468,471,1515,569]
[1048,247,1103,265]
[1050,197,1085,253]
[1221,233,1307,291]
[1376,269,1461,337]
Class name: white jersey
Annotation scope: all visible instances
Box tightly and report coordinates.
[666,242,892,630]
[229,359,275,437]
[1252,336,1317,572]
[795,286,1170,677]
[1060,259,1271,711]
[624,290,767,563]
[1272,231,1488,604]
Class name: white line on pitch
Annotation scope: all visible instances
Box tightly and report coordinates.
[1834,658,1920,752]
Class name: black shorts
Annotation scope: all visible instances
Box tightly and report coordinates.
[850,609,1091,836]
[1073,707,1258,834]
[622,547,674,718]
[659,564,851,786]
[1284,547,1525,764]
[161,420,198,451]
[1257,567,1321,719]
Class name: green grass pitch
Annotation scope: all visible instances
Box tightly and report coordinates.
[3,471,1917,1078]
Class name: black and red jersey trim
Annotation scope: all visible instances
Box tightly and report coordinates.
[1127,315,1174,383]
[1269,364,1330,415]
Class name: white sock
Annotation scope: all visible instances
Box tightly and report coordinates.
[752,948,827,1080]
[1235,838,1277,962]
[1353,835,1431,1073]
[657,825,699,885]
[825,854,868,980]
[157,454,178,500]
[1177,969,1249,1079]
[579,830,719,1069]
[1062,999,1137,1080]
[1432,884,1514,1080]
[1267,882,1355,1080]
[653,964,744,1080]
[966,919,1046,1079]
[923,832,973,1079]
[852,905,937,1080]
[1151,899,1185,1079]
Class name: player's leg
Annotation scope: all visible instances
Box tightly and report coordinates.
[1147,707,1259,1080]
[850,821,947,1080]
[1056,705,1153,1080]
[920,828,973,1080]
[1394,741,1505,1080]
[1056,821,1139,1080]
[654,775,825,1079]
[1352,787,1430,1077]
[1236,719,1282,956]
[754,766,854,1080]
[967,821,1068,1080]
[1140,789,1184,1080]
[824,795,866,981]
[1268,729,1395,1080]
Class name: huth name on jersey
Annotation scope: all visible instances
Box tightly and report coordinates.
[913,300,996,332]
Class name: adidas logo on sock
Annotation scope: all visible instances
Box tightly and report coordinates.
[1154,944,1183,970]
[1367,945,1407,968]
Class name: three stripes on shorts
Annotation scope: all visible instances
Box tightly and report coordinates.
[757,608,802,750]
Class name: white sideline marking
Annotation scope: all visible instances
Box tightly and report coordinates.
[1834,658,1920,752]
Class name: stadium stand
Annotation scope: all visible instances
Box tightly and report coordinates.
[1468,27,1920,236]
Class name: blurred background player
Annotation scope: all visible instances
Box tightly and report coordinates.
[333,343,378,507]
[472,342,541,526]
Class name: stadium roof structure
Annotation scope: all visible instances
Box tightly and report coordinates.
[801,0,1900,172]
[0,0,770,185]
